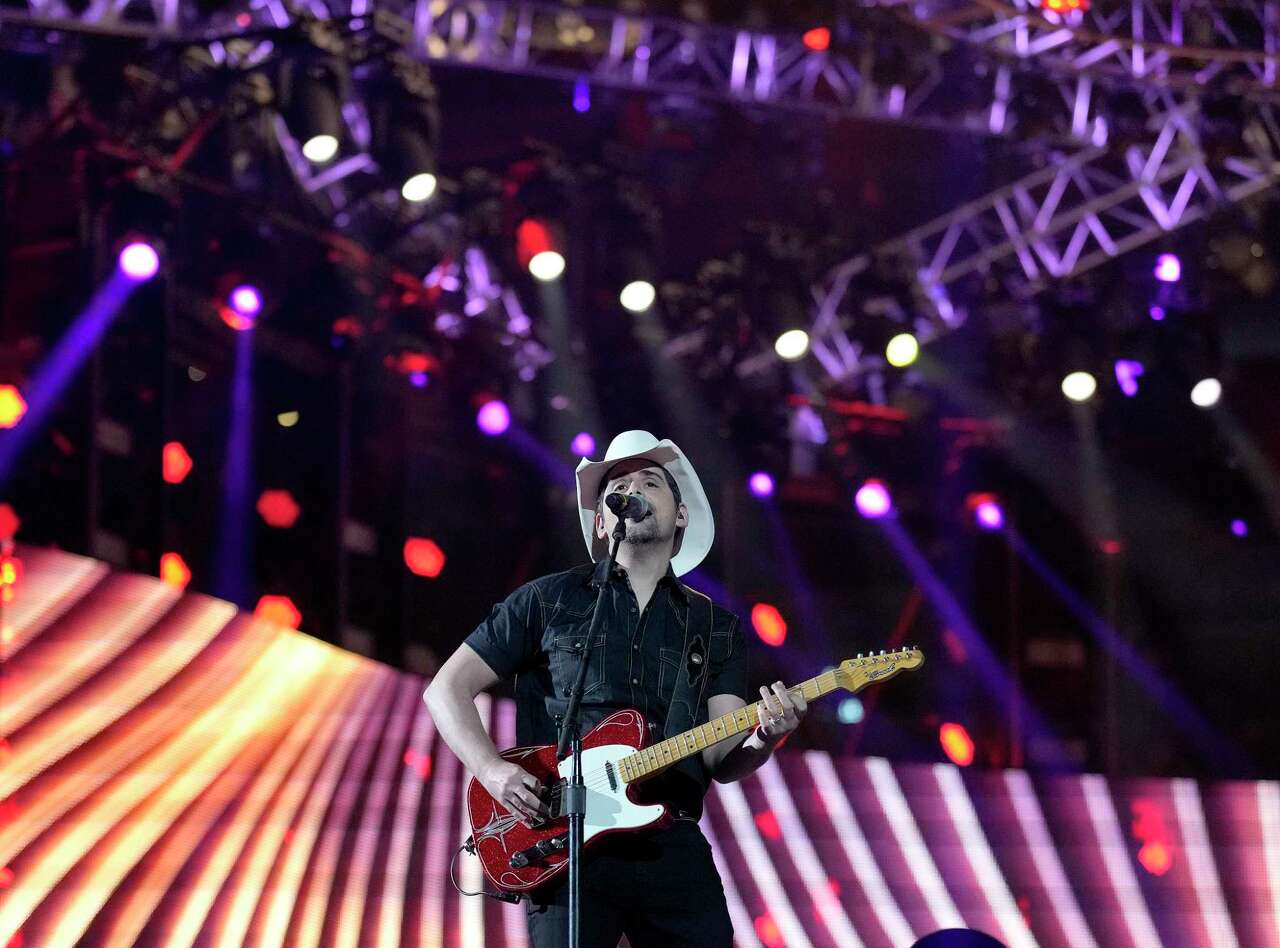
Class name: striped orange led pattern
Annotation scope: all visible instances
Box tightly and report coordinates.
[2,547,1278,947]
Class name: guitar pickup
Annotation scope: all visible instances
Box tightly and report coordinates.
[509,832,569,868]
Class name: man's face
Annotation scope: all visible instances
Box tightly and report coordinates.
[594,459,688,553]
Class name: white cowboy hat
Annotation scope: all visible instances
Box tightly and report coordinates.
[574,430,714,576]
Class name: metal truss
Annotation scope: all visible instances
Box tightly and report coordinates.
[880,0,1280,92]
[808,95,1280,383]
[0,0,1166,144]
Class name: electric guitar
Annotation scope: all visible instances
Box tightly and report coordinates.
[465,647,925,892]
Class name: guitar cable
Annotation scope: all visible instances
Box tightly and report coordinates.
[450,836,524,904]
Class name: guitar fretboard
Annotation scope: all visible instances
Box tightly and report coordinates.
[616,670,841,784]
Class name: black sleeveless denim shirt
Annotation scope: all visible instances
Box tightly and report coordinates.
[463,558,748,817]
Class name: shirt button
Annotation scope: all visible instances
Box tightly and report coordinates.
[631,678,639,685]
[633,644,639,651]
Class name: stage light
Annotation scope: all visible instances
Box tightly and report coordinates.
[219,307,256,331]
[516,218,564,281]
[837,696,864,724]
[802,26,831,51]
[855,479,892,519]
[753,810,781,840]
[751,602,787,646]
[1138,840,1173,876]
[747,471,775,498]
[302,134,339,163]
[159,552,191,590]
[404,537,446,578]
[256,490,301,528]
[1042,0,1090,12]
[285,60,346,165]
[1190,377,1221,408]
[885,333,919,367]
[409,371,428,388]
[571,432,595,456]
[0,504,20,541]
[965,493,1004,531]
[1114,359,1144,397]
[228,284,263,318]
[620,280,656,313]
[476,399,510,436]
[1154,252,1182,283]
[529,251,566,282]
[939,722,975,766]
[573,77,591,113]
[774,329,810,361]
[1149,304,1166,321]
[118,241,160,281]
[162,441,193,484]
[1231,519,1248,538]
[401,172,437,203]
[754,914,785,948]
[1061,371,1097,402]
[255,595,302,629]
[403,748,433,779]
[0,385,27,429]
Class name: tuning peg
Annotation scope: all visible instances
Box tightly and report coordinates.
[880,649,886,655]
[856,652,863,658]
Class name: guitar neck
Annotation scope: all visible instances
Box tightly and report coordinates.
[618,669,842,784]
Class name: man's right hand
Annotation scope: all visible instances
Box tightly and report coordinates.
[479,757,549,828]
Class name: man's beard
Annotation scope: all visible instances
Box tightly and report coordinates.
[621,516,670,546]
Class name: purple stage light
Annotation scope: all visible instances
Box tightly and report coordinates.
[1114,359,1145,397]
[1149,305,1166,321]
[573,78,591,113]
[119,242,160,281]
[1231,519,1248,538]
[228,284,263,317]
[1154,253,1181,283]
[409,372,428,388]
[571,432,595,456]
[854,480,892,519]
[748,471,775,498]
[975,500,1005,530]
[476,399,510,436]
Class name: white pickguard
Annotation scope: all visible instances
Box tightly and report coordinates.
[559,743,666,840]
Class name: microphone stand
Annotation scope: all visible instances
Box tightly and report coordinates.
[554,518,626,948]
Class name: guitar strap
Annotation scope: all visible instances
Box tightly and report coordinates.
[661,585,715,744]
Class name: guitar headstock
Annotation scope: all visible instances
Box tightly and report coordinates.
[835,648,925,693]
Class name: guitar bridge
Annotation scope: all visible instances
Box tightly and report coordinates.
[605,761,617,792]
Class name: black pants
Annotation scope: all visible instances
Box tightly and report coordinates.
[525,819,734,948]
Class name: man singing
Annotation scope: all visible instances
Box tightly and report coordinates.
[424,430,807,946]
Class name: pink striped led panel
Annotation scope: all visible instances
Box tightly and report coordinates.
[1,547,1276,947]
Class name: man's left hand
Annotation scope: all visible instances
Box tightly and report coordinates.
[756,681,807,745]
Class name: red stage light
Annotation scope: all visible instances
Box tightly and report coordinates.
[219,306,255,332]
[1100,538,1124,555]
[1138,840,1173,876]
[0,386,27,429]
[404,537,446,578]
[751,603,787,646]
[255,595,302,629]
[939,722,975,766]
[0,504,20,542]
[753,809,781,840]
[515,218,556,269]
[802,26,830,51]
[162,442,193,485]
[257,490,301,529]
[0,554,22,605]
[754,914,785,948]
[403,749,433,779]
[1041,0,1089,12]
[159,552,191,590]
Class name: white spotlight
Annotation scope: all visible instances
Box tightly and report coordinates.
[775,329,810,361]
[529,250,566,282]
[1190,377,1222,408]
[302,134,339,163]
[401,173,437,203]
[620,280,656,313]
[1061,371,1098,403]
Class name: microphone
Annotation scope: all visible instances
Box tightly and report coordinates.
[605,492,651,521]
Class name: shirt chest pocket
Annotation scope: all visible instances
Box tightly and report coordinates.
[548,628,606,699]
[657,646,683,705]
